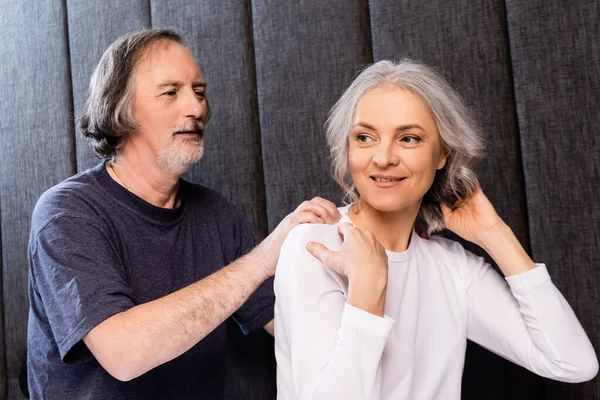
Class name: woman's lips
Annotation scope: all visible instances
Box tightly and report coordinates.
[371,176,406,188]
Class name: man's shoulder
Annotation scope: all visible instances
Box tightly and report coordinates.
[32,166,104,232]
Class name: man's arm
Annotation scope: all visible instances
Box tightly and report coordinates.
[85,249,269,381]
[84,197,340,381]
[264,319,275,336]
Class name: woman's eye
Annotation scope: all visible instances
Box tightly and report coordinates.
[195,91,206,98]
[401,136,421,144]
[357,134,371,143]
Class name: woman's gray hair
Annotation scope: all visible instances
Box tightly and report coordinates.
[79,28,210,160]
[326,59,486,234]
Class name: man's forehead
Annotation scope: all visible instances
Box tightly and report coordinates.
[134,40,203,80]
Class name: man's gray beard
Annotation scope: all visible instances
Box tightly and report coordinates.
[157,136,204,176]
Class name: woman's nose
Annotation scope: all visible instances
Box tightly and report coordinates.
[372,143,399,167]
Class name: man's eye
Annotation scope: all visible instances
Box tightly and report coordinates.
[195,91,206,98]
[164,90,177,96]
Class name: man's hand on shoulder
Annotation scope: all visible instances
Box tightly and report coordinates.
[254,197,341,278]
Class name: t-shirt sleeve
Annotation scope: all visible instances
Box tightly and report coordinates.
[29,215,136,363]
[230,211,275,334]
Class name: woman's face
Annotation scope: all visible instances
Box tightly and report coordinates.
[348,85,447,214]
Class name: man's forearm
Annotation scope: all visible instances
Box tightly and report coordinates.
[84,250,270,381]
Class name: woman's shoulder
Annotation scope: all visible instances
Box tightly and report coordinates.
[283,222,344,252]
[276,223,348,289]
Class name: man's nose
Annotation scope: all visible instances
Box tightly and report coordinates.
[184,90,205,120]
[372,142,399,167]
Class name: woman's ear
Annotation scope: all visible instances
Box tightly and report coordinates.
[437,149,449,170]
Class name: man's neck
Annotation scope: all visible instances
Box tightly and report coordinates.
[106,156,181,209]
[347,200,419,253]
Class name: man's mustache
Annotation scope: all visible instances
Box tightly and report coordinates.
[170,121,205,136]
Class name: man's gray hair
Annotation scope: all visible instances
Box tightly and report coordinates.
[325,59,486,234]
[79,28,210,160]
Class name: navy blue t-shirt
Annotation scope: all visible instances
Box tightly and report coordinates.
[27,163,275,399]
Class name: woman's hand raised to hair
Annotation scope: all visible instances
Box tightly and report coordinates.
[307,223,389,317]
[440,187,503,247]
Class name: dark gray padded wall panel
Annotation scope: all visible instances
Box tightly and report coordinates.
[67,0,151,172]
[253,0,373,231]
[506,0,600,398]
[152,0,268,239]
[369,0,530,251]
[151,2,272,398]
[0,1,76,399]
[369,1,541,398]
[0,208,5,398]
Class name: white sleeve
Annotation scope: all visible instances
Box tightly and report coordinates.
[462,253,598,383]
[275,227,394,400]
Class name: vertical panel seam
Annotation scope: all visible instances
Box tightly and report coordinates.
[503,1,543,398]
[63,0,77,175]
[365,0,375,62]
[0,210,6,400]
[502,0,534,257]
[248,0,269,238]
[148,0,153,27]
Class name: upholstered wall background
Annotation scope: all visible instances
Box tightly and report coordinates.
[0,0,598,399]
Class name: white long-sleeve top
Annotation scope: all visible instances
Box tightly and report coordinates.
[274,208,598,400]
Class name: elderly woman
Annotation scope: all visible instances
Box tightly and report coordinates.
[273,60,598,400]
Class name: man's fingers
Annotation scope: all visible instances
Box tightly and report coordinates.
[308,197,342,222]
[295,202,331,223]
[293,211,325,225]
[296,197,340,224]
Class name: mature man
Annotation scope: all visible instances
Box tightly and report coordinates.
[27,29,339,399]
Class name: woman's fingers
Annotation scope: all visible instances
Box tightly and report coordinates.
[306,241,343,274]
[306,241,329,261]
[337,222,356,238]
[440,203,452,220]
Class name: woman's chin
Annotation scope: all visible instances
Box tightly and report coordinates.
[358,196,420,214]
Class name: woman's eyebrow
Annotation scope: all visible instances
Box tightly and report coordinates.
[352,122,376,130]
[395,124,425,133]
[352,122,425,132]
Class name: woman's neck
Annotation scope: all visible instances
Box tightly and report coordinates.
[346,199,420,253]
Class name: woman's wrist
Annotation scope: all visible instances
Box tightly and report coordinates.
[348,268,388,317]
[478,221,537,277]
[472,217,505,248]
